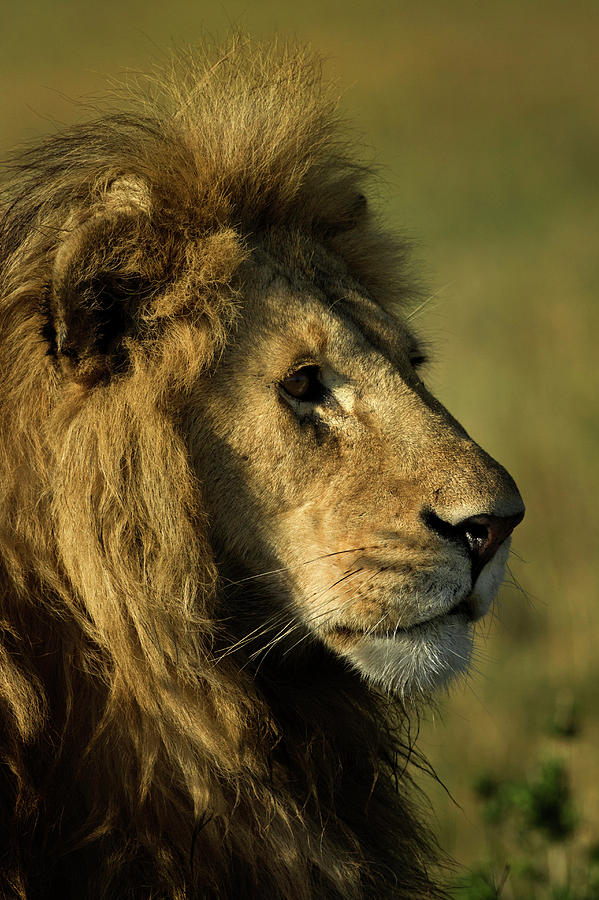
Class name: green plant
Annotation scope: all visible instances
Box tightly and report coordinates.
[451,755,596,898]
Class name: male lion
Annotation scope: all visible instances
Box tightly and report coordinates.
[0,40,523,900]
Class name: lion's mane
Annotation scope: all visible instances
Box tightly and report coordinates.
[0,39,442,899]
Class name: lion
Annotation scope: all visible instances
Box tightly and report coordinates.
[0,39,524,899]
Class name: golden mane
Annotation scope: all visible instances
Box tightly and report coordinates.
[0,38,442,898]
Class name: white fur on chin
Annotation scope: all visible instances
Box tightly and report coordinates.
[343,542,511,696]
[345,617,473,697]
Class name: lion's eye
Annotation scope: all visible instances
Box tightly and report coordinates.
[280,365,326,403]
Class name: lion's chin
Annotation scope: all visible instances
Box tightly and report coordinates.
[316,545,511,696]
[326,612,474,697]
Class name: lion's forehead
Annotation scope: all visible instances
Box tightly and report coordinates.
[240,269,420,380]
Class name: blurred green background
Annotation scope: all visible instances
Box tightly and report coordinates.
[2,1,597,895]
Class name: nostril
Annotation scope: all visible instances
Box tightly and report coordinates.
[460,512,524,565]
[460,516,493,560]
[423,510,488,561]
[423,508,524,580]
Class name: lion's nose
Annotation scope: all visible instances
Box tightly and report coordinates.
[424,509,524,581]
[457,512,524,576]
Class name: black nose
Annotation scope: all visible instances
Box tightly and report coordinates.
[424,509,525,581]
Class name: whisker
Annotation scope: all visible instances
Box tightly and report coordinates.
[219,546,377,589]
[364,610,391,638]
[214,604,303,661]
[280,568,389,660]
[504,563,533,602]
[251,568,367,664]
[216,562,368,661]
[248,566,379,668]
[507,547,527,563]
[405,282,453,322]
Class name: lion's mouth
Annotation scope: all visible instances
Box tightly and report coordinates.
[447,595,477,620]
[329,596,475,645]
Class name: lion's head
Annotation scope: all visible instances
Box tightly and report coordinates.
[194,234,523,697]
[0,39,523,900]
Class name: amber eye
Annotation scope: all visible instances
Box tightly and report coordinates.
[279,365,325,403]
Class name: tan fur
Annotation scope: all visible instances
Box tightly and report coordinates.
[0,38,523,899]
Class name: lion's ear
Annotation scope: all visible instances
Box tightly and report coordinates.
[50,180,158,380]
[322,192,368,238]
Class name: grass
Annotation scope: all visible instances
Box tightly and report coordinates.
[2,0,598,891]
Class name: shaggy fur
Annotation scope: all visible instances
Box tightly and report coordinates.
[0,39,459,898]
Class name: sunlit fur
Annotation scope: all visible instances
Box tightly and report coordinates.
[0,38,521,899]
[344,547,511,696]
